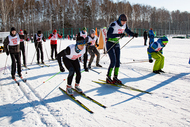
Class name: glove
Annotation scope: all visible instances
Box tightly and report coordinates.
[96,44,99,47]
[60,66,65,72]
[43,39,46,42]
[133,33,138,38]
[119,33,125,38]
[50,34,53,37]
[61,34,63,36]
[149,59,153,63]
[84,67,89,72]
[6,51,9,56]
[24,30,27,35]
[26,38,29,41]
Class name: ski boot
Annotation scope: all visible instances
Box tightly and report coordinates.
[37,61,40,64]
[66,85,74,95]
[106,76,115,84]
[75,83,83,93]
[113,76,122,84]
[41,61,44,64]
[18,73,22,78]
[153,70,160,74]
[158,70,165,73]
[96,63,102,67]
[88,64,91,69]
[12,75,15,79]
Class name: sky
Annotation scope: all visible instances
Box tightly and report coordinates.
[121,0,190,12]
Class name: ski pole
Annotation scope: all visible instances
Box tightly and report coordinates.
[121,59,149,64]
[100,38,121,59]
[43,71,61,83]
[44,42,50,61]
[31,42,39,65]
[59,39,61,52]
[120,37,134,50]
[3,55,8,74]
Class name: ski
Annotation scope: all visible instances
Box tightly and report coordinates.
[41,63,50,67]
[22,65,30,70]
[92,79,151,94]
[13,78,20,86]
[59,87,94,114]
[72,88,107,108]
[19,76,27,82]
[37,63,44,67]
[89,68,101,74]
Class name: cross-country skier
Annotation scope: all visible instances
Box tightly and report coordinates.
[34,30,46,64]
[57,36,88,95]
[19,29,26,67]
[78,27,87,39]
[148,28,154,45]
[86,29,102,68]
[3,27,27,79]
[48,29,63,60]
[147,36,168,74]
[106,14,138,84]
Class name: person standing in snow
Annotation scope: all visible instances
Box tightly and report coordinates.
[19,29,27,67]
[106,14,138,84]
[57,36,88,95]
[86,29,102,68]
[148,28,154,45]
[48,29,63,60]
[147,36,168,74]
[143,30,148,46]
[34,30,46,64]
[3,27,27,79]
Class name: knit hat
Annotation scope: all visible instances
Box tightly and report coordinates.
[11,27,16,32]
[37,30,41,34]
[90,29,95,34]
[76,36,86,45]
[118,14,127,21]
[161,36,168,44]
[20,29,23,32]
[82,27,87,31]
[53,29,57,33]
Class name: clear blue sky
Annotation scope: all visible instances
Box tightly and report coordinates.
[119,0,190,12]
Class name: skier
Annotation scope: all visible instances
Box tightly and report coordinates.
[148,28,154,45]
[143,30,148,46]
[147,36,168,74]
[106,14,138,84]
[86,29,102,68]
[57,36,88,95]
[48,29,63,60]
[19,29,26,67]
[3,27,26,79]
[78,27,87,39]
[34,30,46,64]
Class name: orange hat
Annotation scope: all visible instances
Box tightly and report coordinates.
[53,29,57,33]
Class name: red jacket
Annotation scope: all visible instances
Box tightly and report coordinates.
[48,33,62,44]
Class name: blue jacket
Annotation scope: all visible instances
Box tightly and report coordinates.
[147,37,168,59]
[148,30,154,43]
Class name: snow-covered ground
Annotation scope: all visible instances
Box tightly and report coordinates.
[0,37,190,127]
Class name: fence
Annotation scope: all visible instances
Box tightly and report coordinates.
[43,28,190,39]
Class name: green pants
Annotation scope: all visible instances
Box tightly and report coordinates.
[151,52,164,71]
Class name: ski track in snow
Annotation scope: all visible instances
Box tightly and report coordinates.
[0,37,190,127]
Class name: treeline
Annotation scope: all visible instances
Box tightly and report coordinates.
[0,0,190,36]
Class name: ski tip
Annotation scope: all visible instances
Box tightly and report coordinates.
[90,111,94,114]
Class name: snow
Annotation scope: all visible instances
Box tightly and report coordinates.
[0,37,190,127]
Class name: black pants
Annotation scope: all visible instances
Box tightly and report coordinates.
[10,52,21,76]
[51,44,57,59]
[20,42,26,65]
[144,38,147,45]
[87,46,100,66]
[35,42,44,62]
[63,57,81,85]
